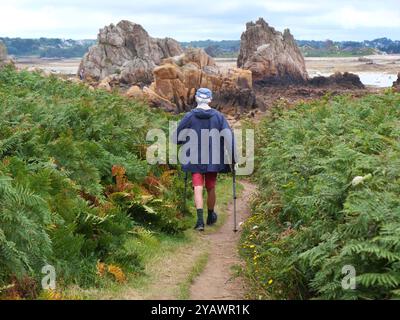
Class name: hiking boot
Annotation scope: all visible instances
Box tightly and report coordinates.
[194,221,205,231]
[207,212,218,226]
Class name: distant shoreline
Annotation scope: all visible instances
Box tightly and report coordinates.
[2,37,400,60]
[14,54,399,88]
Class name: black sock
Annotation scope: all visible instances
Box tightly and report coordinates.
[208,209,214,216]
[197,209,204,224]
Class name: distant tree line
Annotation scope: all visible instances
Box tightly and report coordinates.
[1,37,399,58]
[0,38,96,58]
[297,38,400,57]
[183,38,400,58]
[181,40,241,58]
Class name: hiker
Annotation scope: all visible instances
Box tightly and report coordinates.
[79,69,84,80]
[174,88,236,231]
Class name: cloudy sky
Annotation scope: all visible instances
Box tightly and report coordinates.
[0,0,399,41]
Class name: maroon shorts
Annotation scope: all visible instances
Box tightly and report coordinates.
[192,173,218,190]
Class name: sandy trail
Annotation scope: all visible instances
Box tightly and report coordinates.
[105,180,255,301]
[190,181,256,300]
[80,179,256,300]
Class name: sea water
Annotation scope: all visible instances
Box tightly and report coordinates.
[357,72,397,88]
[310,72,397,88]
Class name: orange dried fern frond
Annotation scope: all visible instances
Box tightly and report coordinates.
[112,165,133,192]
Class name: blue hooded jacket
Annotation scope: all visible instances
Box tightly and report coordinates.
[174,108,236,174]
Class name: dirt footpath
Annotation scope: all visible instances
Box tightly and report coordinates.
[190,181,256,300]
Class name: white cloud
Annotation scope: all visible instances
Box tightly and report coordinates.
[258,0,320,13]
[0,5,115,38]
[335,7,400,29]
[302,5,400,29]
[0,0,399,40]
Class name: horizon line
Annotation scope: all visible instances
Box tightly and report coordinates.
[1,36,400,42]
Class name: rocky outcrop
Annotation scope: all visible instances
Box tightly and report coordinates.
[78,20,183,86]
[143,48,256,113]
[0,41,11,67]
[126,85,145,100]
[238,18,308,83]
[393,73,400,92]
[308,72,365,89]
[358,57,374,64]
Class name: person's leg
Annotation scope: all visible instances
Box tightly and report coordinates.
[207,187,216,211]
[192,173,205,230]
[194,186,204,210]
[205,173,218,225]
[205,173,218,210]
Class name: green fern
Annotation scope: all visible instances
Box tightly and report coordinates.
[241,91,400,300]
[0,66,188,292]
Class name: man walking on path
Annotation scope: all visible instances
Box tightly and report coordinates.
[175,88,236,231]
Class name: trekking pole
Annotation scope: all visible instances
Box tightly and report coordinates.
[183,171,189,213]
[233,164,238,233]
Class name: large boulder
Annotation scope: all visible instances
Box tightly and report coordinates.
[78,20,183,86]
[393,73,400,92]
[238,18,308,83]
[0,41,12,67]
[125,85,145,100]
[144,48,256,113]
[309,72,365,89]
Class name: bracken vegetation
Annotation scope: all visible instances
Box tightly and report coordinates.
[2,62,400,301]
[0,66,190,299]
[241,92,400,300]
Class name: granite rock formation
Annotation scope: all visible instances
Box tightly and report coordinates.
[0,41,12,67]
[78,20,183,86]
[393,73,400,92]
[143,48,256,113]
[238,18,308,83]
[308,72,365,89]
